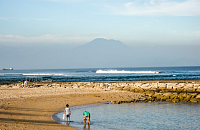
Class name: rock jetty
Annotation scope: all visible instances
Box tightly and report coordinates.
[1,80,200,103]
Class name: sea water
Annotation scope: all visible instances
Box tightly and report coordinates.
[52,102,200,130]
[0,66,200,82]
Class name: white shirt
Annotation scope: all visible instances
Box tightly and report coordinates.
[65,108,70,115]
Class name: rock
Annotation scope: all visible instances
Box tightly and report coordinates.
[176,88,184,94]
[196,88,200,92]
[158,83,166,89]
[166,83,177,89]
[140,84,150,89]
[170,94,178,99]
[194,84,200,89]
[134,83,143,87]
[114,87,123,91]
[166,99,172,102]
[0,85,8,88]
[123,86,130,91]
[111,101,117,104]
[190,93,198,98]
[172,99,179,103]
[190,98,200,103]
[144,90,155,97]
[195,94,200,99]
[186,88,196,93]
[156,95,166,101]
[153,93,162,97]
[162,89,170,93]
[129,88,135,92]
[163,92,173,96]
[130,99,135,102]
[134,88,145,93]
[184,83,194,88]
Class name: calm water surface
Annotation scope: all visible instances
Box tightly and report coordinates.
[52,102,200,130]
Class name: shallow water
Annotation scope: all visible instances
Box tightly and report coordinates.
[52,102,200,130]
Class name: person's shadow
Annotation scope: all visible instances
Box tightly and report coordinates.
[83,124,90,130]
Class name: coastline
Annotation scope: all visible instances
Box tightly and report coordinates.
[0,86,140,130]
[0,80,200,130]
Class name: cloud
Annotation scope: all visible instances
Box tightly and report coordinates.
[42,0,84,2]
[193,31,200,36]
[0,17,53,21]
[0,17,8,20]
[0,34,96,45]
[104,0,200,16]
[30,18,54,21]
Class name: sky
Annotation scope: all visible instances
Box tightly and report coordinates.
[0,0,200,69]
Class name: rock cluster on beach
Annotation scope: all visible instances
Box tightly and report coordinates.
[114,81,200,103]
[1,80,200,103]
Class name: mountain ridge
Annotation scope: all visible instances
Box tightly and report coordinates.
[76,38,128,50]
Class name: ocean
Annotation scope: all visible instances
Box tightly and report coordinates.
[0,66,200,82]
[52,102,200,130]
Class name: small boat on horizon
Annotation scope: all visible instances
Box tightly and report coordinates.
[2,68,13,70]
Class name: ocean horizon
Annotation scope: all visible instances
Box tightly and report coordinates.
[0,66,200,83]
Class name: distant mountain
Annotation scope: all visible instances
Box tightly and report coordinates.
[62,38,136,68]
[76,38,128,51]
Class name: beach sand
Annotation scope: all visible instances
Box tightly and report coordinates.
[0,87,140,130]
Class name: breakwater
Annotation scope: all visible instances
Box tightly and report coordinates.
[1,80,200,103]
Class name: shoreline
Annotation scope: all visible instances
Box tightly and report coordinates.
[0,87,140,130]
[0,80,200,130]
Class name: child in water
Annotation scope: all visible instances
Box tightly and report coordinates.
[64,104,71,122]
[83,111,90,125]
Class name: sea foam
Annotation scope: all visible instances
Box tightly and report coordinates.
[96,70,160,74]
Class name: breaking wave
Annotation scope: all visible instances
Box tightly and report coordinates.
[96,70,161,74]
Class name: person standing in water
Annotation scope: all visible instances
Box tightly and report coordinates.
[83,111,90,125]
[64,104,71,122]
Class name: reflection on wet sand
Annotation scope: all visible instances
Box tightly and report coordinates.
[83,124,90,130]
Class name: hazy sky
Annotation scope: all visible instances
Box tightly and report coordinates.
[0,0,200,69]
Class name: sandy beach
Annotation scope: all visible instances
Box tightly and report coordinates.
[1,80,200,129]
[0,86,140,130]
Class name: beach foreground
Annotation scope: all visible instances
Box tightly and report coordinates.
[0,80,200,130]
[0,86,140,130]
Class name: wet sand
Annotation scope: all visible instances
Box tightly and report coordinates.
[0,87,140,130]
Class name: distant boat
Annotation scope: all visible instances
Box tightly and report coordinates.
[2,68,13,70]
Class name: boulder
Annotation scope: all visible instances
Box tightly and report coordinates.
[123,86,130,91]
[144,90,155,97]
[114,87,123,91]
[184,84,194,89]
[195,94,200,99]
[140,83,150,89]
[134,88,145,93]
[186,88,196,93]
[194,84,200,89]
[172,99,180,103]
[166,83,177,89]
[0,85,8,88]
[134,83,143,87]
[158,83,166,89]
[190,98,200,103]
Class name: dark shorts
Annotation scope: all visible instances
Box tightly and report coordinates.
[66,114,70,118]
[84,114,90,120]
